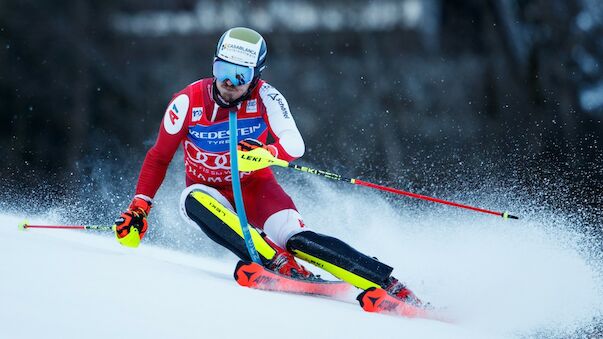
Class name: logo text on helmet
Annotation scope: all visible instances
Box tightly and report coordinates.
[218,36,261,67]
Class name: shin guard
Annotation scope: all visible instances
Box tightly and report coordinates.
[184,191,277,265]
[286,231,393,290]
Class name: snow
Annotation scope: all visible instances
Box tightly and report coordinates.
[0,215,468,339]
[1,187,602,338]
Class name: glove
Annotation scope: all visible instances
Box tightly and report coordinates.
[114,196,152,248]
[237,138,277,157]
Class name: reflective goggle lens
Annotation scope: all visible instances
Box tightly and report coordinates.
[213,60,254,86]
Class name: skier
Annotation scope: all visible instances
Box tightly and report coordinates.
[114,27,422,306]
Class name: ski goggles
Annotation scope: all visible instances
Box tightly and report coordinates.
[213,59,254,86]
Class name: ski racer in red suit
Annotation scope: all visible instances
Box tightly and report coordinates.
[114,27,422,306]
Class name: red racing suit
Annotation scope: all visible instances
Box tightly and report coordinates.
[134,78,305,228]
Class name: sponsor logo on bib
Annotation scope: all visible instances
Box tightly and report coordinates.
[192,107,203,122]
[246,99,257,113]
[163,94,189,135]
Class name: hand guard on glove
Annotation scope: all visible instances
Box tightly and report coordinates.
[114,196,152,248]
[237,138,278,157]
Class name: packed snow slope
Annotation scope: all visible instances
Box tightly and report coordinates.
[1,176,602,339]
[0,214,470,339]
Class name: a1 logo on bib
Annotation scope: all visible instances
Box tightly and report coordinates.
[163,94,189,135]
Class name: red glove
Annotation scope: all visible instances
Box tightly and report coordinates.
[237,138,277,157]
[114,196,152,248]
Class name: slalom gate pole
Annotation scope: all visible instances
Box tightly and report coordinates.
[237,148,519,220]
[18,222,114,231]
[229,111,262,264]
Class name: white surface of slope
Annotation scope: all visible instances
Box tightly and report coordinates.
[0,215,486,339]
[0,210,601,339]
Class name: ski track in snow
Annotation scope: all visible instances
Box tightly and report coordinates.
[1,180,602,339]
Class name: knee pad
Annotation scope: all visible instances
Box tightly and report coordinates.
[179,184,234,229]
[263,209,309,249]
[287,231,393,289]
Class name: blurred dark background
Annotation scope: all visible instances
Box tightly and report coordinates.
[1,0,602,223]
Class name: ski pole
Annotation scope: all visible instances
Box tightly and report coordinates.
[237,148,519,220]
[18,221,114,231]
[228,112,262,264]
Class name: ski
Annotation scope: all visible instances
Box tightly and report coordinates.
[357,287,453,323]
[235,261,453,322]
[234,261,353,298]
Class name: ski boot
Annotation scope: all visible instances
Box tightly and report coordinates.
[382,276,423,307]
[267,250,317,280]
